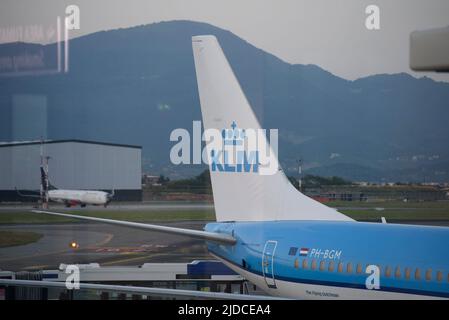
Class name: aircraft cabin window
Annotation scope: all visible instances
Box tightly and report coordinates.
[311,259,317,270]
[415,268,421,280]
[302,259,308,269]
[436,271,443,282]
[385,266,391,278]
[337,262,343,273]
[319,260,325,271]
[356,264,362,274]
[294,258,299,269]
[289,247,298,256]
[405,267,411,280]
[395,266,401,278]
[425,269,432,281]
[366,264,371,273]
[328,261,335,272]
[346,263,353,273]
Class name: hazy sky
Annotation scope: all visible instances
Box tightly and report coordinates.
[1,0,449,82]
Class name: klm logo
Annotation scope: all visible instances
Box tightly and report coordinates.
[169,120,278,176]
[211,122,259,173]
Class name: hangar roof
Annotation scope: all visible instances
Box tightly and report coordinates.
[0,139,142,149]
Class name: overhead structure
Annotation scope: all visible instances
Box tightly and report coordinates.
[410,26,449,72]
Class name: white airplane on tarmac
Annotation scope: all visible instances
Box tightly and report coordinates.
[16,141,114,208]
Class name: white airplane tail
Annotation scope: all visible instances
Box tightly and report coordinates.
[192,35,353,222]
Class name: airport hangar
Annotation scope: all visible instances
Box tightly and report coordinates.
[0,140,142,202]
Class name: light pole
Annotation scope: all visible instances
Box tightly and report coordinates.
[297,159,302,192]
[40,139,50,209]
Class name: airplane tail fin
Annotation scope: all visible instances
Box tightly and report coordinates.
[192,35,352,222]
[40,166,57,191]
[40,166,48,192]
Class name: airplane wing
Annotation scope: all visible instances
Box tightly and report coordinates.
[31,210,236,245]
[0,279,280,300]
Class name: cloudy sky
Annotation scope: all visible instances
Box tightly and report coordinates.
[2,0,449,82]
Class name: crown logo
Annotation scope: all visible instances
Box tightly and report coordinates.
[222,121,245,146]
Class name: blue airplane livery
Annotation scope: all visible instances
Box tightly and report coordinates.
[29,35,449,299]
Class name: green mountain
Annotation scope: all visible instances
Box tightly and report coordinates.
[1,20,448,182]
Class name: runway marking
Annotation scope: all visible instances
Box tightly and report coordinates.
[23,264,50,271]
[101,253,165,266]
[100,252,210,266]
[87,233,114,248]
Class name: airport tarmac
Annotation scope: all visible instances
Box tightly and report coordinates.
[0,202,448,272]
[1,219,448,272]
[0,202,214,211]
[0,221,209,271]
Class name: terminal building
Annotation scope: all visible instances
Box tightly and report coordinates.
[0,260,260,300]
[0,140,142,202]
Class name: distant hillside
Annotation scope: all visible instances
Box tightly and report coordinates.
[1,20,449,182]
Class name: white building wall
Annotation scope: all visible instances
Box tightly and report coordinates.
[0,141,141,190]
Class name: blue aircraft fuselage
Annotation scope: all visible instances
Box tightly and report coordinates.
[205,221,449,299]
